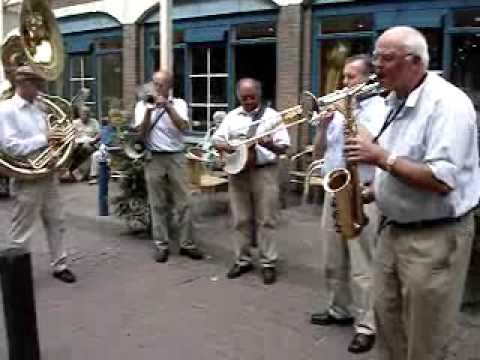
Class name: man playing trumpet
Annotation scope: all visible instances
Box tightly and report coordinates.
[310,55,385,353]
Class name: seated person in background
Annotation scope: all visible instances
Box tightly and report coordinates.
[62,105,99,181]
[88,116,117,184]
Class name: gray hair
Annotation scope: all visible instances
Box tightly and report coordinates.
[385,26,430,69]
[236,78,262,99]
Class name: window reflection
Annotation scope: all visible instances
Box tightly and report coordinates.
[320,15,373,34]
[451,34,480,110]
[319,38,372,95]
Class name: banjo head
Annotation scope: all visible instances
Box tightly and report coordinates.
[224,142,248,175]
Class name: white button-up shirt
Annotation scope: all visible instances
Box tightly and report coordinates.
[134,97,189,152]
[212,106,291,166]
[0,94,48,157]
[322,95,386,183]
[374,72,480,222]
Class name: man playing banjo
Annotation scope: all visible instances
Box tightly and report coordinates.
[212,78,290,285]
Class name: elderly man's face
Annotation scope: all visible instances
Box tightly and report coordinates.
[373,37,415,92]
[152,74,170,97]
[18,79,42,102]
[342,60,367,88]
[238,84,260,113]
[79,108,90,122]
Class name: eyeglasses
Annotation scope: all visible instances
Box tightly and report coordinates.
[372,52,415,64]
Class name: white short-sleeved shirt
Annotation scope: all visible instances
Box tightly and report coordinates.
[134,97,189,152]
[212,106,290,166]
[0,94,48,157]
[374,72,480,222]
[322,95,386,184]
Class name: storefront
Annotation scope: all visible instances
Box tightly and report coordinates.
[50,12,123,120]
[142,1,278,135]
[311,0,480,115]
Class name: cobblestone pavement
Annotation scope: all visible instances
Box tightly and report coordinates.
[0,183,478,359]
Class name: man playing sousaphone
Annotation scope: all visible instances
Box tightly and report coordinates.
[0,65,76,283]
[310,55,385,353]
[212,78,290,285]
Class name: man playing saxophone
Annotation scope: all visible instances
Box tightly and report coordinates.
[345,27,479,360]
[310,54,385,353]
[0,65,76,283]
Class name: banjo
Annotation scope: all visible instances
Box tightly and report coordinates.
[223,93,317,175]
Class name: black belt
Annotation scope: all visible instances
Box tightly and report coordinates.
[386,211,471,230]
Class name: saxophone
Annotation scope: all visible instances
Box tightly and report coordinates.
[322,79,379,240]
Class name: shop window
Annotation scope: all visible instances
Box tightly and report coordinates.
[454,9,480,27]
[189,46,228,133]
[319,38,372,95]
[319,15,373,34]
[69,54,96,115]
[97,36,123,50]
[236,22,276,40]
[419,28,443,70]
[451,34,480,109]
[97,52,122,119]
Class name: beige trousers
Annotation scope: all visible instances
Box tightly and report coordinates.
[228,165,280,268]
[321,192,379,335]
[374,213,474,360]
[10,175,67,272]
[144,152,196,250]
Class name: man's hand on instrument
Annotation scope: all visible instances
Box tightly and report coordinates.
[214,141,235,154]
[153,95,168,108]
[47,130,64,146]
[258,135,274,148]
[344,135,388,166]
[361,185,375,204]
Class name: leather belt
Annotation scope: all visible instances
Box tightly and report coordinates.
[387,211,471,230]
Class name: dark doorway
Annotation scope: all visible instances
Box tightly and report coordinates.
[235,44,276,108]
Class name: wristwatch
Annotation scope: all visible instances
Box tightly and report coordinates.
[385,153,397,173]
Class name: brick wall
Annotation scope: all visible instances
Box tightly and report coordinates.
[122,24,139,114]
[276,4,302,152]
[299,4,312,149]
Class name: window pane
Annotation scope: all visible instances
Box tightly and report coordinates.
[236,22,276,40]
[70,56,82,78]
[451,34,480,110]
[191,78,207,103]
[454,9,480,27]
[191,106,207,132]
[174,48,185,98]
[191,47,207,74]
[420,29,443,70]
[210,47,227,74]
[210,78,227,103]
[319,38,372,95]
[174,29,185,44]
[98,53,123,120]
[97,36,122,50]
[320,15,373,34]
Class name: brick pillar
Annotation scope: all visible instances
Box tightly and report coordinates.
[299,4,313,150]
[122,24,138,115]
[276,4,303,153]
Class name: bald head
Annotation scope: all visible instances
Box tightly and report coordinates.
[152,70,173,97]
[236,78,262,113]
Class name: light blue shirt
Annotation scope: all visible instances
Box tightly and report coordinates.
[322,95,386,184]
[374,72,480,222]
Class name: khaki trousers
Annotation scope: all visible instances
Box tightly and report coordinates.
[144,152,196,250]
[228,165,280,268]
[10,175,67,272]
[321,192,378,335]
[374,213,474,360]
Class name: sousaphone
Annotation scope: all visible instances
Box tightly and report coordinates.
[0,0,78,179]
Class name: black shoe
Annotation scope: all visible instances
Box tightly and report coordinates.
[179,247,204,260]
[348,333,375,353]
[52,269,76,283]
[226,263,253,279]
[310,311,354,326]
[154,248,169,263]
[261,267,276,285]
